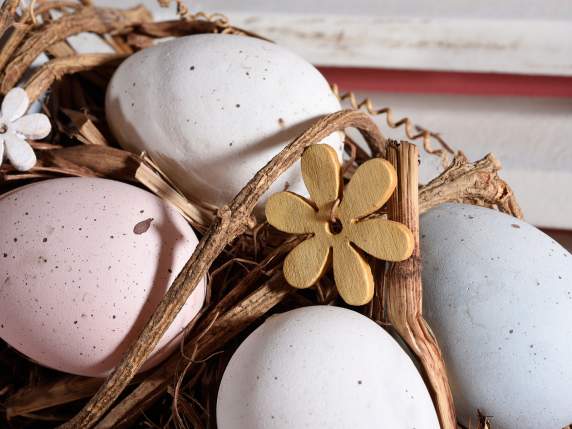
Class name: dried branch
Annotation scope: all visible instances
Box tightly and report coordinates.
[1,6,150,93]
[419,152,523,218]
[385,141,457,429]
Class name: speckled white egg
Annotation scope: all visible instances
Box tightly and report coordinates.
[216,305,439,428]
[0,177,205,377]
[105,34,343,214]
[421,203,572,428]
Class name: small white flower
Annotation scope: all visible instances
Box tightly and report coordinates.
[0,87,51,171]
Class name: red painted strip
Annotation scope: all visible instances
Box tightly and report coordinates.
[317,67,572,98]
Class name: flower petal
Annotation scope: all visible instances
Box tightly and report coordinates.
[283,236,330,288]
[1,87,29,122]
[266,191,320,234]
[0,136,4,162]
[332,240,374,305]
[13,113,51,139]
[349,217,414,262]
[301,144,341,209]
[4,133,36,171]
[338,158,397,221]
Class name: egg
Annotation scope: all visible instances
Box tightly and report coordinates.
[216,306,439,428]
[105,34,344,214]
[421,203,572,428]
[0,177,205,377]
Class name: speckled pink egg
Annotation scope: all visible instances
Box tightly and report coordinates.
[0,177,205,377]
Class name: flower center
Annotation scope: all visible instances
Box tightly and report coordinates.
[0,123,7,134]
[329,218,343,235]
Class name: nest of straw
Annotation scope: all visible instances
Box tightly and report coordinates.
[0,1,523,428]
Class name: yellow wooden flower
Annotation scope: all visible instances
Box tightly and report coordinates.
[266,144,414,306]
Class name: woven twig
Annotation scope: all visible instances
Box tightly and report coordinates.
[0,5,152,93]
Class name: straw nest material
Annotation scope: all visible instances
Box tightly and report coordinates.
[0,1,523,428]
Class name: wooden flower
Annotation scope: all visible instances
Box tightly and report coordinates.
[266,144,414,305]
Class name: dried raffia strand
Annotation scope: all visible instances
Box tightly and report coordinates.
[419,152,523,218]
[384,140,457,429]
[0,5,151,93]
[24,53,126,102]
[135,159,214,230]
[58,110,384,429]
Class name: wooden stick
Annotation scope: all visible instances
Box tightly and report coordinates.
[58,110,384,429]
[384,140,457,429]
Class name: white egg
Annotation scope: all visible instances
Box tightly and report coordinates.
[106,34,344,214]
[421,203,572,428]
[0,178,205,377]
[216,305,439,429]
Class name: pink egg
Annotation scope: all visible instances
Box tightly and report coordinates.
[0,177,205,377]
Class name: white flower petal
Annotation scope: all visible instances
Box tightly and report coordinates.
[5,133,36,171]
[1,88,29,122]
[13,113,51,139]
[0,137,4,162]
